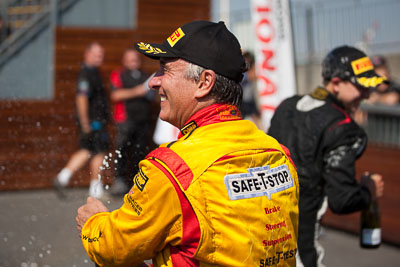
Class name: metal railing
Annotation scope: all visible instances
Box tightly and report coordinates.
[0,0,79,68]
[359,103,400,148]
[1,0,50,43]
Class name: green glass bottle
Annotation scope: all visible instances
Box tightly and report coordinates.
[360,199,381,248]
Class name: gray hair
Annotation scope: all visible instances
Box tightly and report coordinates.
[184,62,243,107]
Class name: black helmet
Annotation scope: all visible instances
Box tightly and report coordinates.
[322,45,386,90]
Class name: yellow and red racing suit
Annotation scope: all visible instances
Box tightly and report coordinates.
[81,104,299,266]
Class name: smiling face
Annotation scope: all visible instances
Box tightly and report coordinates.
[148,58,200,128]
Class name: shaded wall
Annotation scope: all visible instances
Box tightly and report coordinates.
[0,27,53,99]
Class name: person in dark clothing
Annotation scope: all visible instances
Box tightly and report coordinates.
[268,45,385,267]
[53,42,110,199]
[240,51,262,128]
[109,48,153,196]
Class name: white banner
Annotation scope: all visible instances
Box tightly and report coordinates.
[251,0,297,130]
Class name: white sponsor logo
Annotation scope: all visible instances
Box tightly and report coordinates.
[225,164,293,200]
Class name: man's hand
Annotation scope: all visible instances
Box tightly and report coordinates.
[76,197,109,235]
[361,172,384,200]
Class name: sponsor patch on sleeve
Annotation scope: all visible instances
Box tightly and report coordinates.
[224,164,293,200]
[134,168,149,192]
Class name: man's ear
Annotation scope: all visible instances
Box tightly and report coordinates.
[194,70,216,98]
[330,77,342,94]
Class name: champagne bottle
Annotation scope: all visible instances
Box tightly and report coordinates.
[360,198,381,248]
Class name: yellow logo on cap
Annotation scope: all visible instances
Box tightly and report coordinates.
[167,28,185,47]
[137,42,166,55]
[357,76,387,88]
[351,57,374,75]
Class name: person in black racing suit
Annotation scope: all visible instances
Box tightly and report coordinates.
[268,45,385,267]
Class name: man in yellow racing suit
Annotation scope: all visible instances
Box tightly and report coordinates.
[76,20,299,267]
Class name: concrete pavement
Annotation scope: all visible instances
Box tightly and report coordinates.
[0,188,399,267]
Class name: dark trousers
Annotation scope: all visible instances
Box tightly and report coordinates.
[115,121,150,188]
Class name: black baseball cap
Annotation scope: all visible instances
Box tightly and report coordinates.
[322,45,387,90]
[134,20,246,82]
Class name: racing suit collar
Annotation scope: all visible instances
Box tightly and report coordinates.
[177,104,242,139]
[311,87,346,109]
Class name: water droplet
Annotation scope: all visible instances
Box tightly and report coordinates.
[3,237,8,242]
[46,250,51,254]
[36,122,41,127]
[8,117,13,122]
[114,160,118,163]
[84,259,89,263]
[21,263,28,267]
[21,246,26,251]
[30,235,36,241]
[31,263,38,267]
[105,185,109,190]
[109,153,112,157]
[39,253,43,258]
[28,241,33,245]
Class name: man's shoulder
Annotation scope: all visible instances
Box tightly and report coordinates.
[293,91,346,122]
[280,95,302,106]
[77,65,89,77]
[173,120,279,155]
[77,65,99,81]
